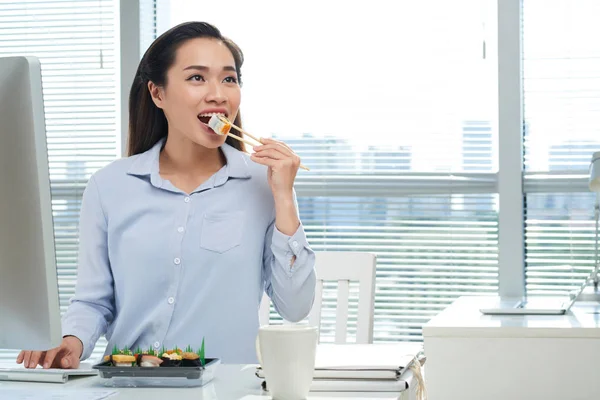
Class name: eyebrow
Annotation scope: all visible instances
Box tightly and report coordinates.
[183,65,236,72]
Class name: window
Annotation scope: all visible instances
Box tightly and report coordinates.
[161,0,499,342]
[523,0,600,294]
[0,0,119,362]
[5,0,596,360]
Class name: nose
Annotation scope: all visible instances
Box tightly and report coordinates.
[205,81,227,104]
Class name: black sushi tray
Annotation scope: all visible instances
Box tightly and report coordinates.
[92,357,220,387]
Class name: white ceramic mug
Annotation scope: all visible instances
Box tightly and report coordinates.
[256,324,318,400]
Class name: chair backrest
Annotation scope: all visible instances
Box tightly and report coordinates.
[259,251,377,344]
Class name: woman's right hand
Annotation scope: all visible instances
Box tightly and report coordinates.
[16,336,83,369]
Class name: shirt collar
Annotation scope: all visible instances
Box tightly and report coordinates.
[221,141,252,180]
[126,138,251,188]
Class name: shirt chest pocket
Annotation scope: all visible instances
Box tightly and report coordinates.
[200,211,245,253]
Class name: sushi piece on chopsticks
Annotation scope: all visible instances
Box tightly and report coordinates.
[208,115,310,171]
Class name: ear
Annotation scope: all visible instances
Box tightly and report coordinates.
[147,81,165,109]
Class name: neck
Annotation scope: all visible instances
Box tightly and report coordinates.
[159,134,225,175]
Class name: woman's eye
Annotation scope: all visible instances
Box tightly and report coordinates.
[224,76,238,84]
[189,75,204,82]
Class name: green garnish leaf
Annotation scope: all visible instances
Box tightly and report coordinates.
[199,337,205,366]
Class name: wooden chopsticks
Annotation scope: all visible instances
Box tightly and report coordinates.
[219,115,310,171]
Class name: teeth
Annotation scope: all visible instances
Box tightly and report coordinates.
[198,112,226,118]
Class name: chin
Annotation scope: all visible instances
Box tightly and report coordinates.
[199,140,224,149]
[188,133,226,149]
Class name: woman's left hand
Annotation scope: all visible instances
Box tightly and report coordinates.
[250,138,301,197]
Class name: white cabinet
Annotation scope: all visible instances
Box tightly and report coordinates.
[423,296,600,400]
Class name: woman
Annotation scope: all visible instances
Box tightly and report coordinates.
[17,21,316,368]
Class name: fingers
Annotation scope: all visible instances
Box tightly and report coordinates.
[61,356,73,369]
[251,153,301,171]
[17,343,77,369]
[42,347,60,369]
[28,351,44,369]
[22,351,32,368]
[255,139,295,158]
[250,154,278,168]
[60,353,80,369]
[51,336,82,369]
[252,148,285,161]
[270,139,295,154]
[22,351,43,369]
[253,143,301,168]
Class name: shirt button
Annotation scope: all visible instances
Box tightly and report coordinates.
[184,197,190,203]
[177,227,184,233]
[154,342,160,349]
[168,297,175,305]
[292,241,299,248]
[174,258,181,265]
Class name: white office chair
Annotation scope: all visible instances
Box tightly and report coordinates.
[259,251,377,344]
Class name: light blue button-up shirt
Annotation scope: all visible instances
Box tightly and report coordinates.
[61,139,316,364]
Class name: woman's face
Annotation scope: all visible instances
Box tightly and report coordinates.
[149,37,241,148]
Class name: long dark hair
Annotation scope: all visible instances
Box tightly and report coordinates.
[127,21,245,156]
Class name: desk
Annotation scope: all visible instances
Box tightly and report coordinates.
[0,364,418,400]
[423,296,600,400]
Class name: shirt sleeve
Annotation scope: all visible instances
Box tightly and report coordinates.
[61,174,115,361]
[262,189,316,322]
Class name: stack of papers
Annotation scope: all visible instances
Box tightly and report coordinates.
[256,343,425,393]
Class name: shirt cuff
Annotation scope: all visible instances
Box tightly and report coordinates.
[271,223,309,257]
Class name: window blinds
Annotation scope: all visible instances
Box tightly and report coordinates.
[179,0,501,341]
[0,0,118,362]
[522,0,600,294]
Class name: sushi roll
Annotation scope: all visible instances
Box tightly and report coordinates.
[207,114,231,136]
[160,352,182,367]
[181,352,201,367]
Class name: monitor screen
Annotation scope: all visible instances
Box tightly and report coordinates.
[0,56,62,351]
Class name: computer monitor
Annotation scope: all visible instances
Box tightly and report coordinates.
[0,56,62,350]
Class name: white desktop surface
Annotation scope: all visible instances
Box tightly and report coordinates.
[423,296,600,400]
[0,364,412,400]
[425,295,600,337]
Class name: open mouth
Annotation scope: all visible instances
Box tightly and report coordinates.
[198,112,227,127]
